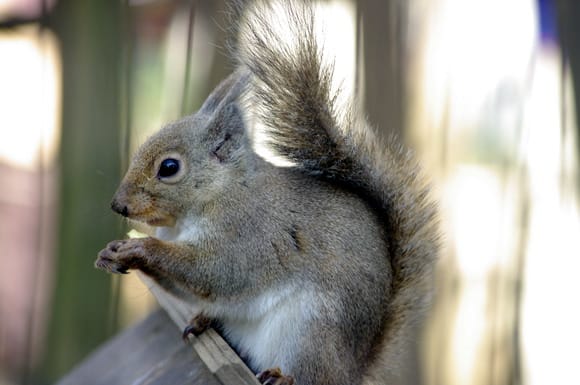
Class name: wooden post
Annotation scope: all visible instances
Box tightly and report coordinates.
[39,0,123,381]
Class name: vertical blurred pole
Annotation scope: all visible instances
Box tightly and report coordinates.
[201,0,230,107]
[180,0,197,116]
[176,0,231,114]
[555,0,580,177]
[357,0,406,140]
[38,0,122,382]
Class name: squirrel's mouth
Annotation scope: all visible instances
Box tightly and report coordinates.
[145,216,176,227]
[131,210,176,227]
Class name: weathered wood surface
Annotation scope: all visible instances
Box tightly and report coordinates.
[58,275,259,385]
[140,274,260,385]
[57,309,222,385]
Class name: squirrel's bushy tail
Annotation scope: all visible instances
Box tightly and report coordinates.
[235,0,439,370]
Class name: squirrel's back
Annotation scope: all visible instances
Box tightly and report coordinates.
[234,0,439,380]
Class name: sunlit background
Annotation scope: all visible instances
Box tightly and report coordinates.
[0,0,578,384]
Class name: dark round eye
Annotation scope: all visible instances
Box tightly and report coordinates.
[158,158,180,178]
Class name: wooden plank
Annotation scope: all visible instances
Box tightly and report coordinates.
[57,309,221,385]
[57,276,259,384]
[140,274,260,385]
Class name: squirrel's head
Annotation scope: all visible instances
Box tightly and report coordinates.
[110,70,253,227]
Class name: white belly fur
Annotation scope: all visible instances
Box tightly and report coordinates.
[208,285,320,371]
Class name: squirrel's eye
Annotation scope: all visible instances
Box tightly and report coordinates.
[158,158,180,178]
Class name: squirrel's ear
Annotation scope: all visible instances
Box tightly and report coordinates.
[199,69,249,115]
[208,103,248,162]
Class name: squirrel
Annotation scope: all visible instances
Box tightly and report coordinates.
[95,1,439,384]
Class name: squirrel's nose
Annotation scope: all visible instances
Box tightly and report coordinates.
[111,199,129,217]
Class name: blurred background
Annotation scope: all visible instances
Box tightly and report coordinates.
[0,0,578,384]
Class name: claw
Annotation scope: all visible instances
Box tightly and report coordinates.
[182,324,197,341]
[94,254,130,275]
[182,314,212,340]
[94,256,110,271]
[112,266,130,274]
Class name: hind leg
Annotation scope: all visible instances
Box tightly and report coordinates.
[257,367,295,385]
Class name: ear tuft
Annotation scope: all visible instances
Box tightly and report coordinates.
[199,69,250,115]
[208,103,247,162]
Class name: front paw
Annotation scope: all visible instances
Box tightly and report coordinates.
[95,239,148,274]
